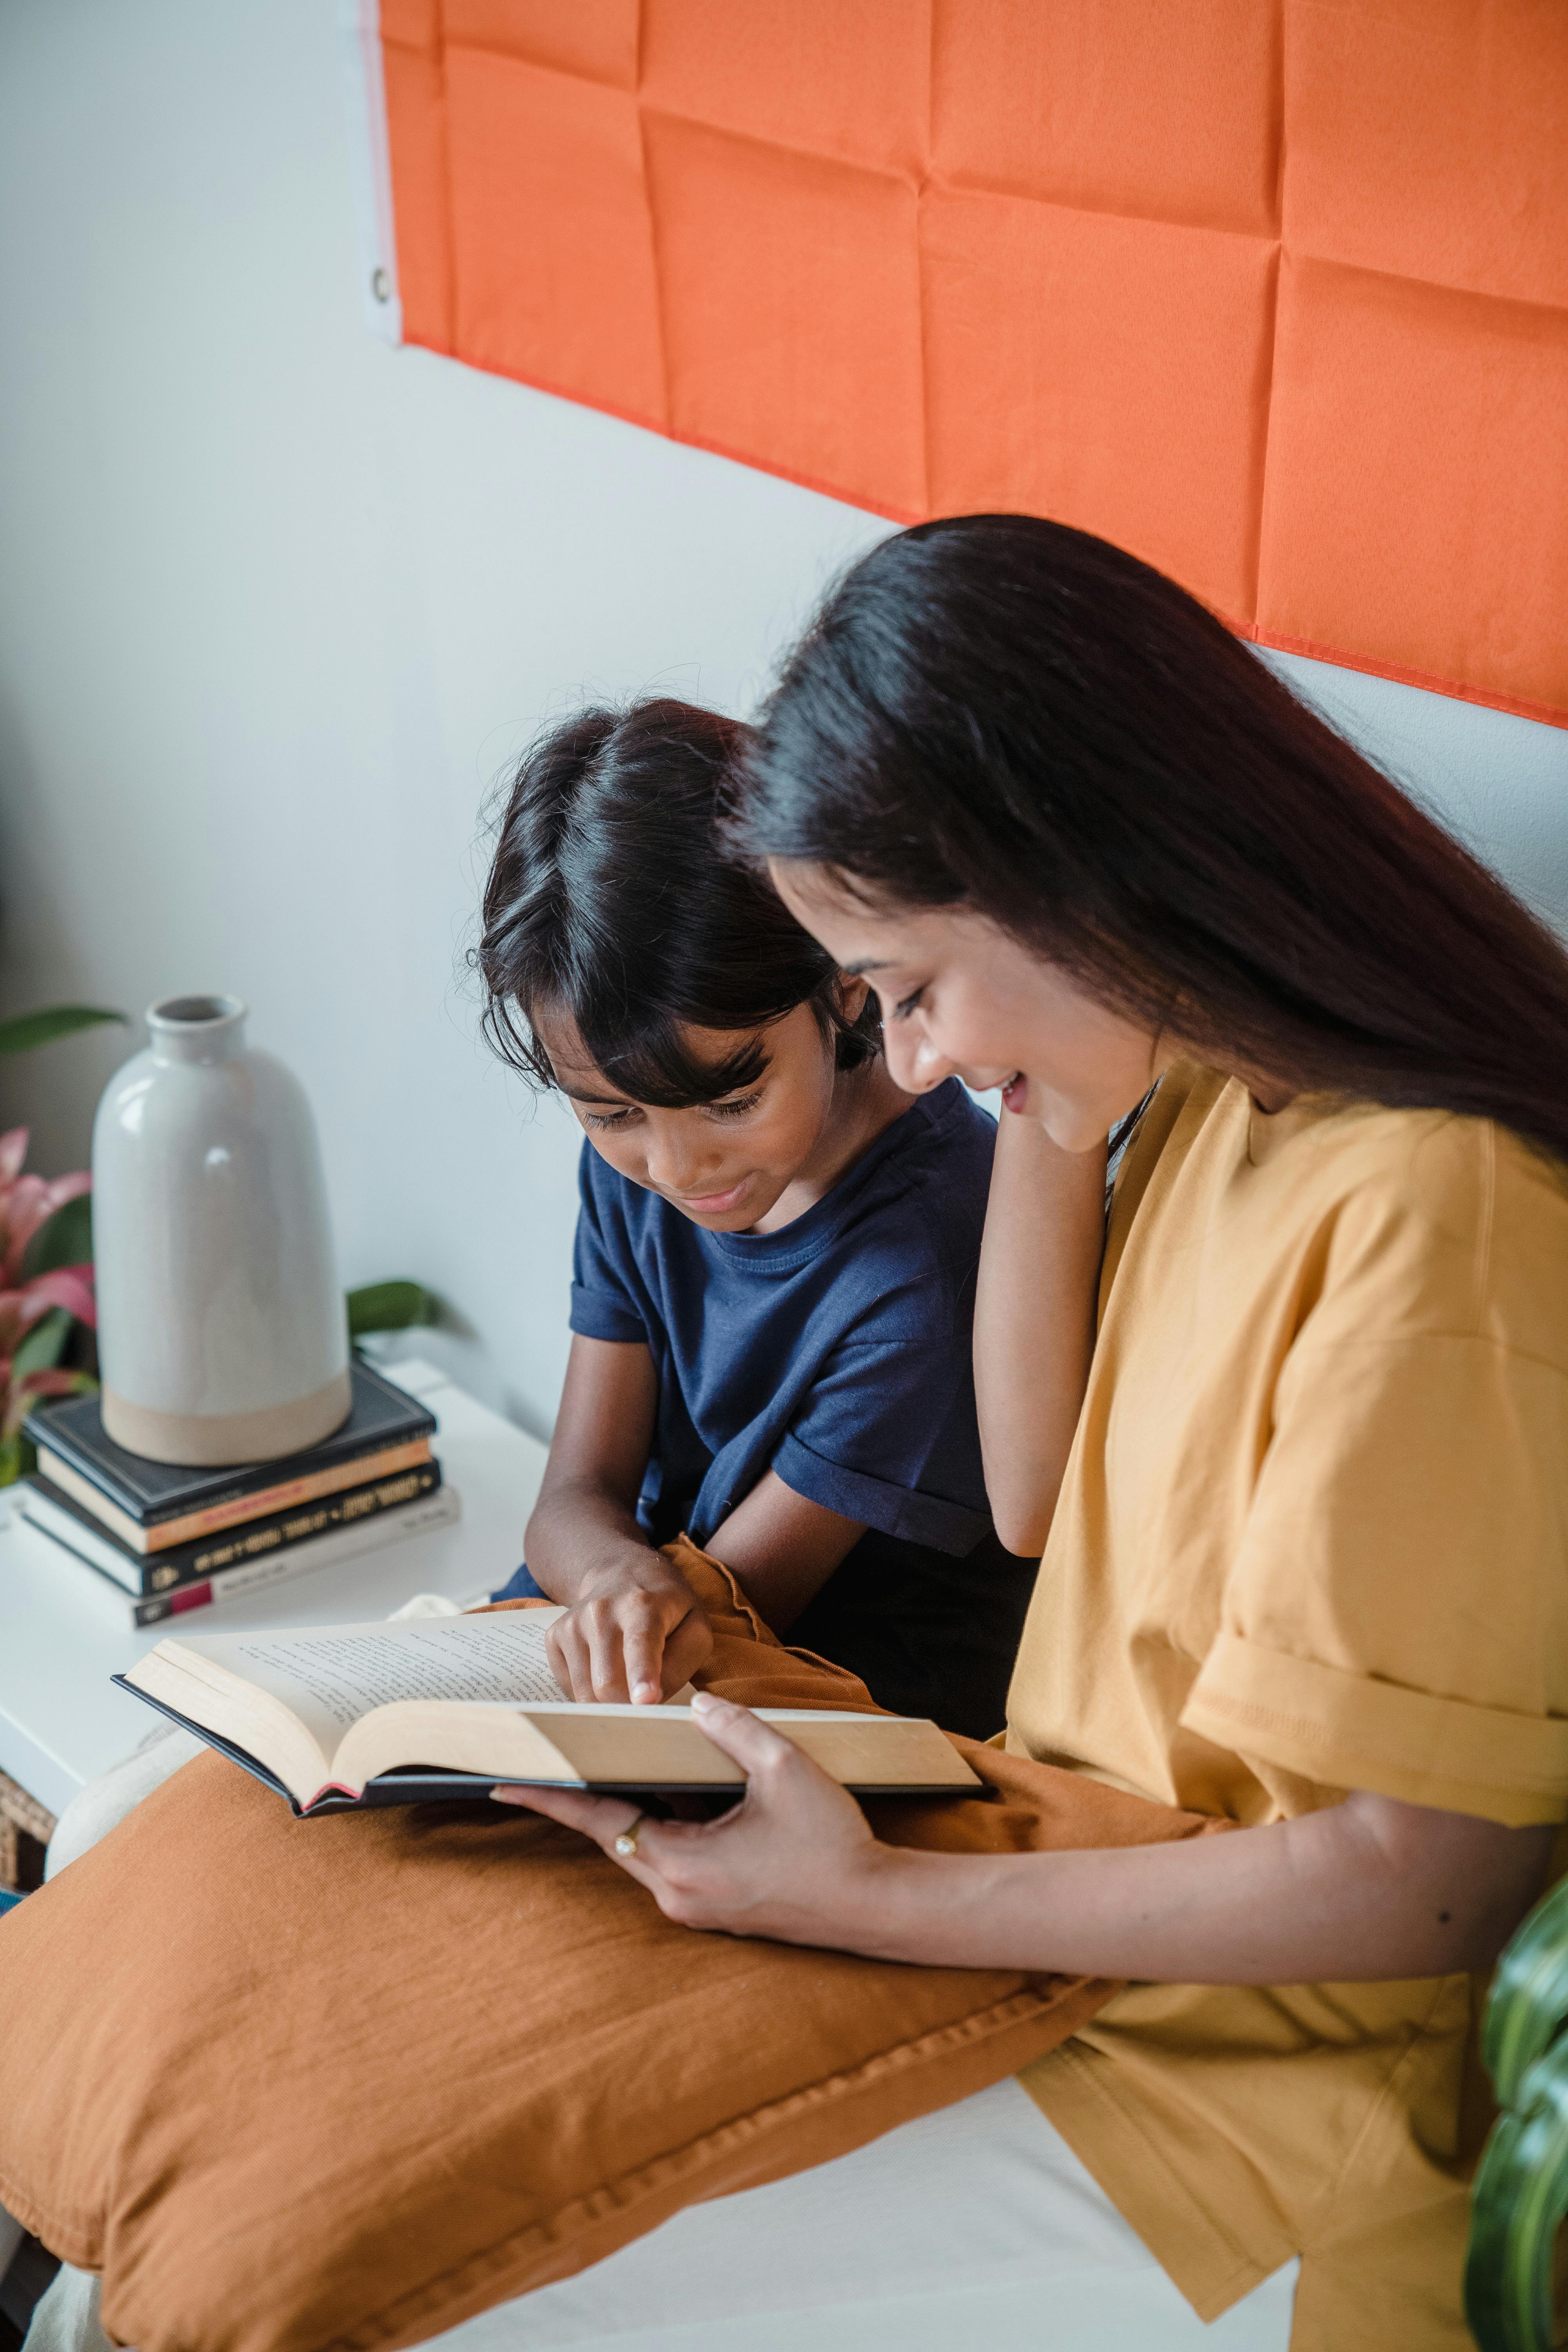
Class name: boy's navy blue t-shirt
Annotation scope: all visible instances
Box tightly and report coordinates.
[571,1078,994,1555]
[567,1080,1033,1734]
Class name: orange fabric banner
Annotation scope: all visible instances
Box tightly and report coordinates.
[381,1,1568,729]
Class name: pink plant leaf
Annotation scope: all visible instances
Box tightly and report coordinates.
[2,1172,46,1222]
[23,1264,96,1328]
[3,1365,94,1441]
[0,1167,92,1288]
[0,1129,28,1186]
[0,1288,55,1353]
[0,1174,48,1287]
[17,1369,85,1395]
[40,1169,92,1213]
[16,1170,91,1242]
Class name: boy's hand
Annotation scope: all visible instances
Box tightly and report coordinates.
[546,1563,713,1704]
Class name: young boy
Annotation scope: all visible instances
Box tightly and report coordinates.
[477,698,1031,1737]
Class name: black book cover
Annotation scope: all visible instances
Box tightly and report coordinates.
[24,1459,444,1597]
[110,1681,742,1816]
[108,1679,501,1813]
[23,1359,436,1526]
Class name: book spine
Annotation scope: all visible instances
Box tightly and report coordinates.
[131,1486,462,1625]
[159,1463,443,1587]
[33,1452,147,1552]
[140,1437,436,1548]
[18,1489,152,1591]
[23,1463,445,1595]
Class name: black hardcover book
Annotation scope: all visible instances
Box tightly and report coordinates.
[109,1677,973,1820]
[20,1460,445,1599]
[111,1610,979,1820]
[22,1360,436,1529]
[109,1681,562,1816]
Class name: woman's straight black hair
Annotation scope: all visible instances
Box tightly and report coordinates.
[730,514,1568,1167]
[476,697,878,1106]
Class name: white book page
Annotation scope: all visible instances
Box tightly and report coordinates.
[172,1612,570,1754]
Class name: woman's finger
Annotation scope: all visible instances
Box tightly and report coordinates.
[491,1782,691,1898]
[491,1782,637,1840]
[688,1691,799,1775]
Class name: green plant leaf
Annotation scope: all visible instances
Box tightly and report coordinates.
[0,1005,128,1058]
[1466,2036,1568,2351]
[0,1432,23,1488]
[346,1280,441,1338]
[11,1307,72,1378]
[1484,1876,1568,2107]
[19,1191,93,1282]
[1466,1877,1568,2350]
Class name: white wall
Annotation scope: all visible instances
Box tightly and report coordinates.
[2,0,1566,1441]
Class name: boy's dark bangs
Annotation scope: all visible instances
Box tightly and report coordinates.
[585,1008,775,1111]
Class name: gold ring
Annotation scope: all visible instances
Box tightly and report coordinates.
[613,1815,644,1860]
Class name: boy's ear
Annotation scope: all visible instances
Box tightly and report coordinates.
[838,973,873,1022]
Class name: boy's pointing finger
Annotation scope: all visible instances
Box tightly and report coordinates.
[621,1623,666,1706]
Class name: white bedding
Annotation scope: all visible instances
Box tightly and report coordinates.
[422,2079,1298,2352]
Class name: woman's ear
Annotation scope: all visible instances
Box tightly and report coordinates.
[837,973,873,1023]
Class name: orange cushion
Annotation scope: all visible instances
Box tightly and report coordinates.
[379,0,1568,729]
[0,1542,1220,2352]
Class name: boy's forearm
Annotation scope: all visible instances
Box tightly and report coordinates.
[707,1470,864,1632]
[974,1115,1106,1555]
[523,1482,681,1606]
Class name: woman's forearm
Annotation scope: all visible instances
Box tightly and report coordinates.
[500,1701,1554,1982]
[844,1793,1554,1984]
[974,1113,1107,1554]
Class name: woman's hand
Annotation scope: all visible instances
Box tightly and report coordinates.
[546,1563,713,1704]
[494,1692,904,1946]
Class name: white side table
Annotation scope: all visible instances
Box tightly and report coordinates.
[0,1360,550,1824]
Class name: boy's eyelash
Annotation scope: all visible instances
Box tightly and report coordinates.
[891,985,927,1020]
[582,1091,761,1130]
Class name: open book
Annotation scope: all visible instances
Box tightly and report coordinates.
[114,1608,980,1816]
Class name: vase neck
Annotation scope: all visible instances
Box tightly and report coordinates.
[146,993,248,1065]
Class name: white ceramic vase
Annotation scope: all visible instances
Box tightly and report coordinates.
[92,995,351,1465]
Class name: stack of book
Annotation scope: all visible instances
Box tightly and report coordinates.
[18,1361,459,1626]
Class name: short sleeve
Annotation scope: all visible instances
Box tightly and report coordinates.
[1181,1334,1568,1826]
[568,1149,648,1347]
[772,1300,993,1556]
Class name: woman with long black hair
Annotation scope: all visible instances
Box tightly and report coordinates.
[502,515,1568,2348]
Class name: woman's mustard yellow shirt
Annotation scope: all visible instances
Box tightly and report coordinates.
[1007,1064,1568,2351]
